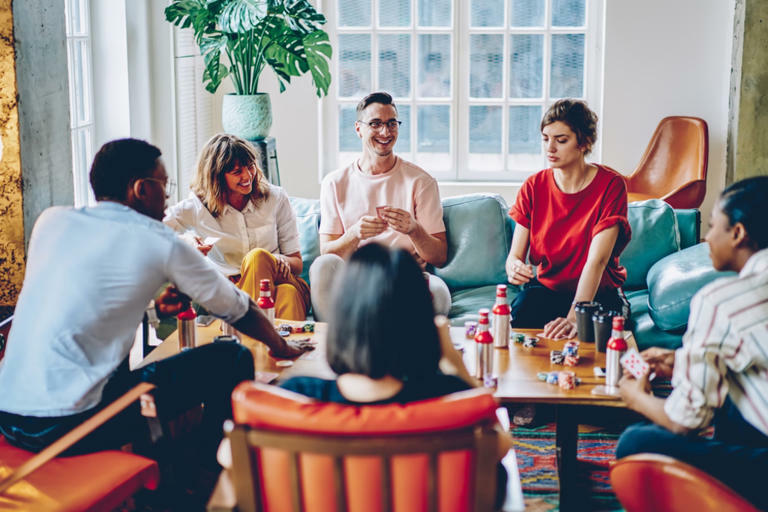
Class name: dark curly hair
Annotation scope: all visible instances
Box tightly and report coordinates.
[89,139,161,201]
[540,99,598,155]
[719,176,768,250]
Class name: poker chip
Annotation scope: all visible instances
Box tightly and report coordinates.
[464,321,478,339]
[275,360,294,367]
[277,329,291,337]
[558,371,576,390]
[550,350,565,364]
[563,355,580,367]
[523,336,538,348]
[513,333,526,344]
[546,372,559,385]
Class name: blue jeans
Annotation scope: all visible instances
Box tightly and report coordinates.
[0,342,254,460]
[616,398,768,509]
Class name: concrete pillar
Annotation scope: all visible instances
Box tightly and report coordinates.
[13,0,74,243]
[728,0,768,183]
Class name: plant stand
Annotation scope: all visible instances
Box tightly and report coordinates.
[248,137,281,186]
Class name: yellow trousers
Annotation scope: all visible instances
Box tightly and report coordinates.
[236,248,310,321]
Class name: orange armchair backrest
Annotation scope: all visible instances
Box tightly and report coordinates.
[626,116,709,209]
[610,453,759,512]
[228,382,500,512]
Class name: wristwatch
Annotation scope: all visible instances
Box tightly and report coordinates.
[145,300,160,329]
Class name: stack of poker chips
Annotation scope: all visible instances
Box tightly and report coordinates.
[513,333,526,344]
[276,323,315,337]
[464,321,478,339]
[523,336,538,348]
[558,371,576,390]
[550,350,565,364]
[537,371,581,387]
[562,341,580,366]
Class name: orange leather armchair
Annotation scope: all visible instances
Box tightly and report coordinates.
[625,116,709,209]
[610,453,759,512]
[214,382,507,512]
[0,316,160,511]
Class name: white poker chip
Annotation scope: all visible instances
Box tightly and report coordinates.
[275,360,294,367]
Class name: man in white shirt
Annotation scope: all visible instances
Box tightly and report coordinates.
[617,177,768,509]
[310,91,451,320]
[0,138,311,460]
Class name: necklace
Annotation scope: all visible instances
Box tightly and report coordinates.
[554,163,594,194]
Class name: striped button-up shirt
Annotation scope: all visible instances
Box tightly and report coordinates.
[665,248,768,436]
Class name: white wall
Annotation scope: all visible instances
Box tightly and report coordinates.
[601,0,735,229]
[255,0,736,222]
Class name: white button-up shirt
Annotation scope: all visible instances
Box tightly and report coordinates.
[666,248,768,435]
[164,184,301,276]
[0,202,250,417]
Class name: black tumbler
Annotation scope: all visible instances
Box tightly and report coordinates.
[593,310,619,353]
[574,301,601,342]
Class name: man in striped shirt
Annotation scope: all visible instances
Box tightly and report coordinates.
[616,176,768,508]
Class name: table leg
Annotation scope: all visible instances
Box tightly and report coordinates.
[555,404,579,511]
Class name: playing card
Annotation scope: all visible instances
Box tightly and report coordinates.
[254,371,279,384]
[375,206,388,219]
[202,236,220,246]
[620,349,649,379]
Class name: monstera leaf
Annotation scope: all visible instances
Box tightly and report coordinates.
[165,0,332,96]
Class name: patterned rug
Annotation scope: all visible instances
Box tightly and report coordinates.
[511,416,630,512]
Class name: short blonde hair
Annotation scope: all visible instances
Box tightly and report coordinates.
[192,133,270,217]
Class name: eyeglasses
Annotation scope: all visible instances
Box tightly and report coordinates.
[141,177,176,197]
[357,119,402,131]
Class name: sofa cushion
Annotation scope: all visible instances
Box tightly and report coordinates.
[448,284,517,325]
[673,209,701,249]
[632,312,686,351]
[623,200,681,290]
[646,242,734,332]
[289,197,321,285]
[434,194,513,291]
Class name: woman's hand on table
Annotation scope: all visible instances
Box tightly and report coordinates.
[270,338,315,359]
[543,316,577,340]
[505,256,534,285]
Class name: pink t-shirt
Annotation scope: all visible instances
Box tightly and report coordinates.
[319,158,445,253]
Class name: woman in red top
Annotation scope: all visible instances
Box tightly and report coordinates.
[506,99,631,339]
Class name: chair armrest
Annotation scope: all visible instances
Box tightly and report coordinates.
[207,470,237,512]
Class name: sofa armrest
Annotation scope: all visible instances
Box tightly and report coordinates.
[646,243,734,331]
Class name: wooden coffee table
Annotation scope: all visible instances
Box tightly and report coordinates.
[138,320,335,381]
[451,326,637,511]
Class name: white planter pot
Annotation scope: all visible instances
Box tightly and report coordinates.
[221,93,273,140]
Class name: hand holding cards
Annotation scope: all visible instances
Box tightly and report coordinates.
[620,349,650,379]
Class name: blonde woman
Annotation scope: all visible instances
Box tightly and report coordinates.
[164,133,309,320]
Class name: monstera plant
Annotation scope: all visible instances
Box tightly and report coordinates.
[165,0,332,139]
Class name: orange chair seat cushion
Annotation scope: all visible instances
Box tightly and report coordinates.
[232,382,498,435]
[0,436,159,512]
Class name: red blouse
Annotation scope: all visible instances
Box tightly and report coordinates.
[509,165,631,292]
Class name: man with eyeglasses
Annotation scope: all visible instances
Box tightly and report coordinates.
[310,91,450,319]
[0,139,312,467]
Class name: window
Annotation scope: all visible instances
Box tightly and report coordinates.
[321,0,603,181]
[65,0,96,205]
[171,27,215,202]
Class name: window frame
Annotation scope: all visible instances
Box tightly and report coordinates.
[65,0,96,206]
[319,0,604,182]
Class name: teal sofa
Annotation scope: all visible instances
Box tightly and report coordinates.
[290,195,729,350]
